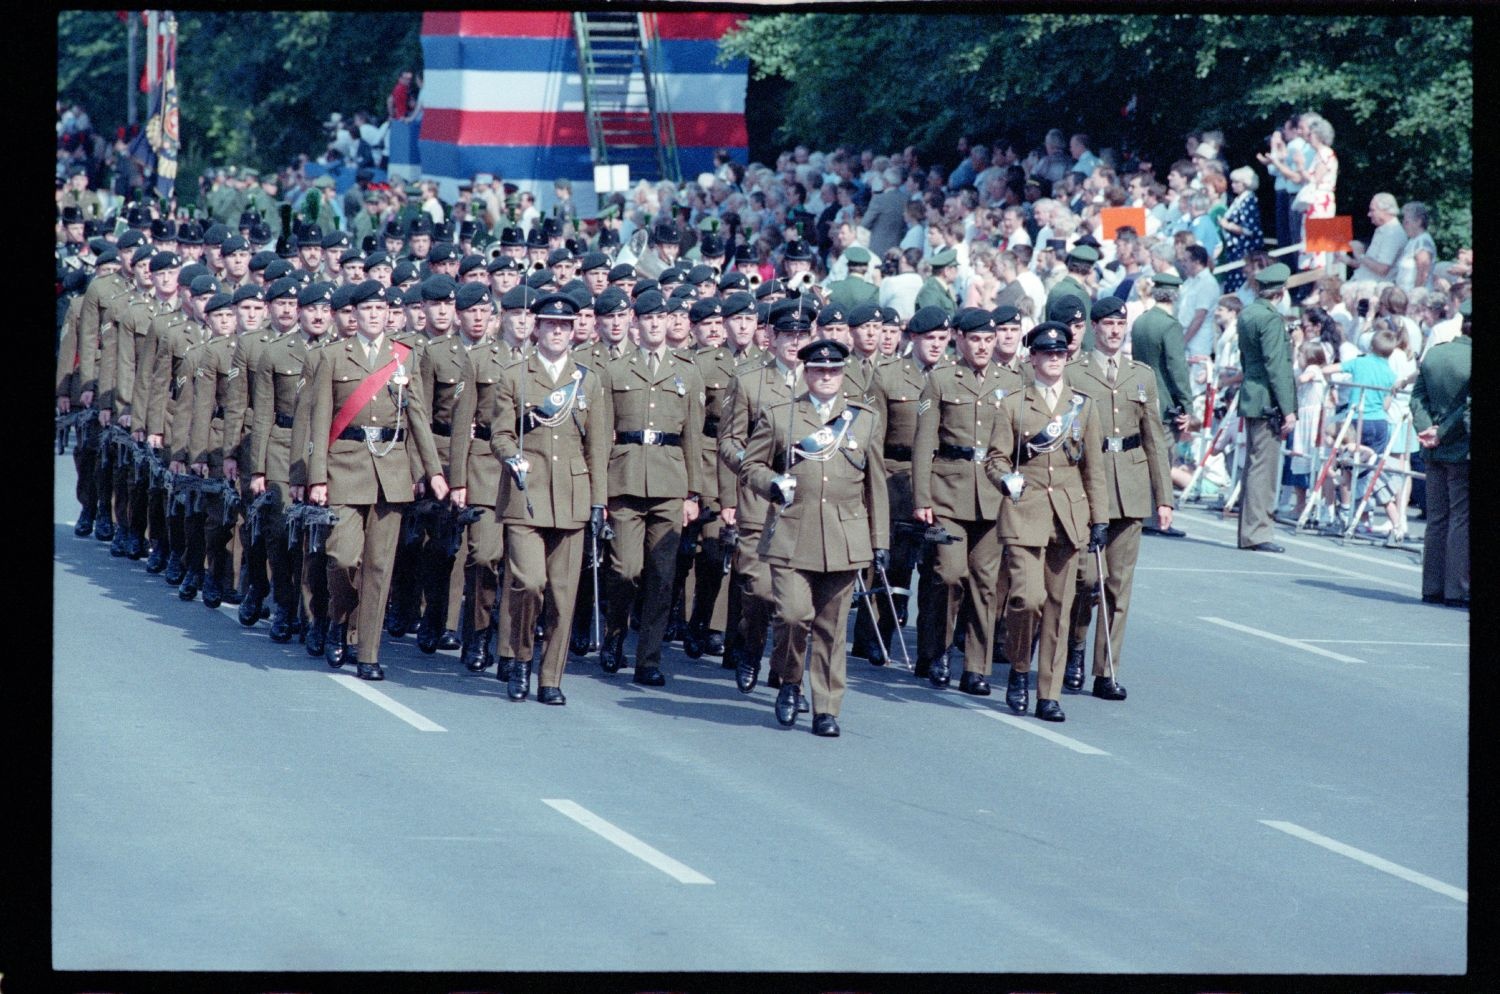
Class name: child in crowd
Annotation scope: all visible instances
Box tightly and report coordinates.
[1287,340,1330,520]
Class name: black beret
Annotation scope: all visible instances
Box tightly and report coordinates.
[94,247,120,267]
[594,287,632,315]
[772,298,818,334]
[265,277,300,301]
[148,251,181,273]
[118,229,147,250]
[632,289,667,315]
[689,297,725,323]
[501,285,541,311]
[329,283,358,310]
[718,270,750,293]
[131,244,156,266]
[687,264,716,285]
[420,275,459,301]
[350,280,387,305]
[264,259,294,282]
[756,301,771,325]
[1047,298,1087,324]
[848,302,883,327]
[817,303,850,327]
[392,261,419,285]
[456,282,493,310]
[221,235,249,255]
[189,274,221,296]
[486,255,524,273]
[955,307,997,334]
[178,263,209,287]
[992,304,1022,326]
[546,247,575,266]
[429,241,458,263]
[296,281,336,307]
[608,263,636,282]
[1091,295,1126,321]
[232,283,266,304]
[721,291,755,318]
[364,250,392,270]
[669,283,698,301]
[338,249,364,268]
[906,305,952,336]
[385,286,405,307]
[753,278,785,300]
[657,266,686,287]
[321,231,349,251]
[578,251,610,273]
[249,250,277,272]
[631,278,659,299]
[525,269,554,290]
[202,292,236,314]
[664,294,690,314]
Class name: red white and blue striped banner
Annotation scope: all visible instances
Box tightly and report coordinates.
[416,11,747,208]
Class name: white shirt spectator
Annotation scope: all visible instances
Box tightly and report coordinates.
[1177,268,1220,358]
[878,271,924,322]
[1012,268,1047,322]
[1349,217,1407,284]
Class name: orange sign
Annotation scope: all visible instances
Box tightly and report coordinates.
[1100,207,1147,240]
[1304,215,1354,253]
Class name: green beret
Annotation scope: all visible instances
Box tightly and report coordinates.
[929,247,958,268]
[1256,263,1291,289]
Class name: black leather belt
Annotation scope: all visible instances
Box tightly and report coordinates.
[430,421,453,437]
[338,426,406,442]
[937,443,987,462]
[884,443,913,461]
[472,424,492,441]
[616,430,681,446]
[274,412,294,428]
[702,416,720,438]
[1102,433,1142,453]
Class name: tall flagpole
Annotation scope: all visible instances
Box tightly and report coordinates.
[127,11,138,129]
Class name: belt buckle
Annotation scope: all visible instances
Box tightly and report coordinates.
[1105,436,1123,452]
[643,429,660,445]
[972,446,987,462]
[362,426,384,443]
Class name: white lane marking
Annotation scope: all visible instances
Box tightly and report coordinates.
[327,674,447,731]
[971,707,1110,755]
[1199,617,1365,664]
[1183,513,1422,573]
[1260,820,1466,903]
[543,799,714,884]
[1300,640,1468,647]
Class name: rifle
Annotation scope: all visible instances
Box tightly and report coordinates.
[146,455,171,498]
[585,507,614,654]
[437,503,485,558]
[893,519,961,545]
[215,481,244,532]
[55,408,96,455]
[245,488,284,548]
[169,472,229,518]
[102,423,135,486]
[285,503,339,555]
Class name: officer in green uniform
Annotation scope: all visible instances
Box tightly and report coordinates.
[1411,299,1470,607]
[307,280,447,680]
[741,338,889,737]
[983,322,1109,722]
[823,246,880,312]
[1127,271,1194,430]
[594,289,706,685]
[1063,296,1174,700]
[488,293,609,702]
[914,247,960,316]
[1233,263,1296,553]
[911,306,1023,693]
[1044,244,1098,338]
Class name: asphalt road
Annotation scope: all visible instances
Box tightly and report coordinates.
[51,453,1467,973]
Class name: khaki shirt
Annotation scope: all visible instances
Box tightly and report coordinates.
[448,343,519,507]
[718,356,793,526]
[596,346,705,500]
[912,359,1022,521]
[1066,352,1173,520]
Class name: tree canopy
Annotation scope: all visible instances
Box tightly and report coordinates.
[722,13,1471,253]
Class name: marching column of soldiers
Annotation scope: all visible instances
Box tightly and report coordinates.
[57,209,1175,737]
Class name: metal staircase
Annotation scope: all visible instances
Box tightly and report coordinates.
[573,11,682,186]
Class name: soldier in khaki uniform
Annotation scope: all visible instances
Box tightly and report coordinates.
[307,280,447,680]
[680,295,735,659]
[448,284,516,672]
[983,322,1110,722]
[184,288,251,606]
[1063,296,1173,701]
[69,248,129,537]
[413,275,472,654]
[722,298,818,694]
[912,306,1025,694]
[109,245,166,559]
[228,280,283,621]
[122,251,186,570]
[595,289,706,686]
[741,337,889,737]
[149,269,214,586]
[488,293,609,702]
[248,278,328,642]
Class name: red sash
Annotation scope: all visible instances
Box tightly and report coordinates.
[328,341,412,445]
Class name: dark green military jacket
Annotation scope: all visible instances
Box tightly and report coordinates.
[1410,336,1470,463]
[1234,298,1295,419]
[1128,306,1195,420]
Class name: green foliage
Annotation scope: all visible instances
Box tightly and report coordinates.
[723,13,1471,252]
[57,11,423,184]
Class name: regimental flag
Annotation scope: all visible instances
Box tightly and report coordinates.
[128,12,179,201]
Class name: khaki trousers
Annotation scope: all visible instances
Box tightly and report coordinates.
[326,502,403,664]
[1004,519,1080,702]
[770,566,856,717]
[500,524,583,688]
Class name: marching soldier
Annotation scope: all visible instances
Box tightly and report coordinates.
[983,322,1110,722]
[247,277,324,642]
[307,280,447,680]
[73,246,130,538]
[595,289,706,686]
[447,285,514,672]
[911,306,1023,693]
[1063,296,1173,701]
[741,338,889,736]
[488,293,608,702]
[723,299,817,694]
[106,244,162,558]
[413,275,473,654]
[148,268,213,585]
[681,295,735,659]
